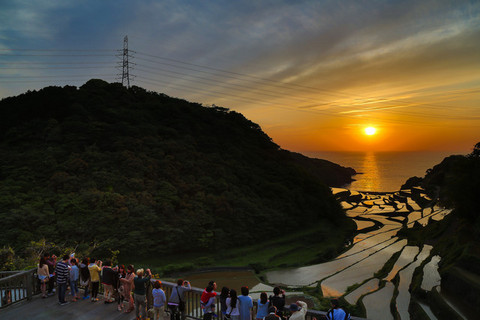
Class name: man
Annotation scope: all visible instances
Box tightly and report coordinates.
[101,260,116,303]
[168,279,192,320]
[288,301,307,320]
[56,254,70,305]
[326,299,350,320]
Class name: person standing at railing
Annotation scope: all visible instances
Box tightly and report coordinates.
[116,264,126,311]
[239,286,253,320]
[56,254,70,305]
[79,257,90,300]
[101,260,116,303]
[44,253,56,296]
[325,299,350,320]
[133,268,152,320]
[255,292,269,320]
[152,280,167,320]
[268,287,286,319]
[37,256,50,298]
[69,258,80,301]
[225,289,240,320]
[219,287,230,318]
[168,279,191,320]
[201,282,217,319]
[88,258,102,302]
[287,301,307,320]
[121,264,135,313]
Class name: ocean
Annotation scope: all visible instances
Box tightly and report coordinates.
[303,151,460,192]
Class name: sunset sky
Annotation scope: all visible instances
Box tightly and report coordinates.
[1,0,479,152]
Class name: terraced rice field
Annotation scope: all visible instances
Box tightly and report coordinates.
[267,188,451,319]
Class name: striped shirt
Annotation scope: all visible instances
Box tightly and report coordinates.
[56,261,70,284]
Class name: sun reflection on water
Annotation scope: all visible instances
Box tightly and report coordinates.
[361,152,380,191]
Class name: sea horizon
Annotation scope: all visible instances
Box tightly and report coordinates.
[302,150,464,192]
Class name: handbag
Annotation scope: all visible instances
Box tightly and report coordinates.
[224,301,234,320]
[80,278,88,287]
[176,286,186,311]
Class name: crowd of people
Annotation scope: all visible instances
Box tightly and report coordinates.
[36,253,350,320]
[37,253,159,320]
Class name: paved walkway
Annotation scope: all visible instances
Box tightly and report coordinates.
[0,294,139,320]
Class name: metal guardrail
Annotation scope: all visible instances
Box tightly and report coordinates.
[0,268,39,308]
[1,269,366,319]
[152,280,366,320]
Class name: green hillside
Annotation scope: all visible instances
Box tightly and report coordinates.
[0,80,355,264]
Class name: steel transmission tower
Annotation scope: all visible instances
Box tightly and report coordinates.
[117,36,134,88]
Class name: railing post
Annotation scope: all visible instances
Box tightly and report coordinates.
[26,271,33,301]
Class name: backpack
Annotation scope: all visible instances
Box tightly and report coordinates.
[327,308,350,320]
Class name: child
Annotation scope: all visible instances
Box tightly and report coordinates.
[152,280,167,320]
[69,258,80,301]
[201,281,217,314]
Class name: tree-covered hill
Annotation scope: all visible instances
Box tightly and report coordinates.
[0,79,355,260]
[400,143,480,318]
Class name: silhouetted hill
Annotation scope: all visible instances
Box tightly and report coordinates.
[400,143,480,318]
[0,79,355,259]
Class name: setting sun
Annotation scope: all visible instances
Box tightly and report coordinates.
[365,127,377,136]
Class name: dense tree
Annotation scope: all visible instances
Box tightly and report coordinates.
[0,80,355,260]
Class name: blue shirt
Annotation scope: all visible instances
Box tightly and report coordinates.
[327,308,348,320]
[238,295,253,320]
[70,265,79,281]
[256,299,269,319]
[153,288,166,307]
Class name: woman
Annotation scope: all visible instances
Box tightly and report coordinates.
[79,257,90,300]
[219,287,230,317]
[225,289,240,320]
[116,265,126,311]
[238,286,253,320]
[255,292,269,320]
[120,264,135,313]
[37,256,49,298]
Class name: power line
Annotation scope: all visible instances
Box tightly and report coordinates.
[135,76,447,127]
[0,47,475,112]
[0,74,116,79]
[0,61,115,65]
[0,49,117,52]
[133,63,480,122]
[1,42,478,124]
[0,53,114,57]
[0,66,116,70]
[133,50,469,112]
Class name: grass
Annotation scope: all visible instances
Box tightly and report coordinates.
[133,219,355,276]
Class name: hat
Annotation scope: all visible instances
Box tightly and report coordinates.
[289,303,300,312]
